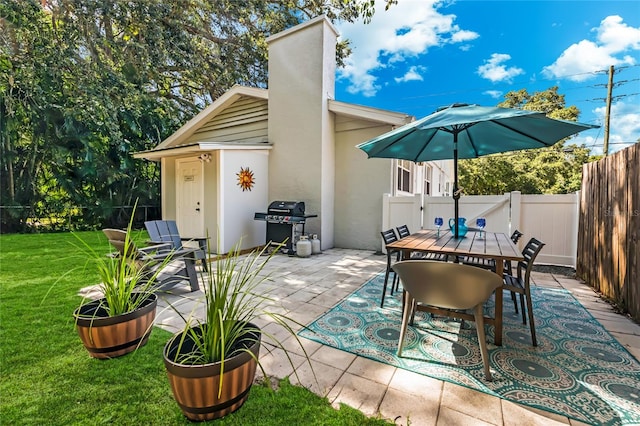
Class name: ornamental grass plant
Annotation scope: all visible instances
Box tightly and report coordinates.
[166,239,313,396]
[72,229,158,317]
[73,216,173,318]
[76,237,166,315]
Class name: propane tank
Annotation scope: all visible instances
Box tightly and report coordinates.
[311,234,321,254]
[296,235,312,258]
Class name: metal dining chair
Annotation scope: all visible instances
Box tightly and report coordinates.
[396,224,411,239]
[503,237,545,346]
[460,229,524,272]
[393,260,502,381]
[380,229,401,308]
[393,224,448,294]
[396,225,449,263]
[503,229,524,275]
[459,229,525,314]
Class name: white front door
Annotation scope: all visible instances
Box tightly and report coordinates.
[176,159,204,237]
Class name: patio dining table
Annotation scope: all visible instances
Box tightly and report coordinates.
[386,229,524,346]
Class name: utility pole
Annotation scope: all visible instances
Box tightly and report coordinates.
[603,65,614,157]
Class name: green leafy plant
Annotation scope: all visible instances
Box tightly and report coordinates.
[71,203,174,318]
[167,238,314,396]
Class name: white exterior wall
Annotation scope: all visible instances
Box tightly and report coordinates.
[147,17,425,254]
[434,160,454,196]
[203,153,219,244]
[160,157,175,219]
[267,17,338,249]
[160,151,268,254]
[334,121,396,250]
[218,150,269,253]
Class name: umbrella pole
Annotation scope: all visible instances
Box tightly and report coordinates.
[453,132,459,238]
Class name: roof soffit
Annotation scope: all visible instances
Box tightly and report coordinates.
[328,100,414,126]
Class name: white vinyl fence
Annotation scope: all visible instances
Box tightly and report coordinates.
[382,191,579,267]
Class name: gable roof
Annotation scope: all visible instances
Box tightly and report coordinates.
[134,85,413,160]
[154,85,268,150]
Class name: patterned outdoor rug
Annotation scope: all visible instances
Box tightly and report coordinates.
[299,273,640,425]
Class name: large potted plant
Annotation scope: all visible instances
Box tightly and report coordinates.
[72,212,172,359]
[163,240,312,421]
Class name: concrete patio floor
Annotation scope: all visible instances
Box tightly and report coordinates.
[154,248,640,426]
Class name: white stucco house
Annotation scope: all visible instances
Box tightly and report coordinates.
[135,15,453,254]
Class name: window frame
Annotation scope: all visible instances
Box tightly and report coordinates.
[396,160,413,194]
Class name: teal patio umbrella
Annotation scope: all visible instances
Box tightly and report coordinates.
[357,103,598,237]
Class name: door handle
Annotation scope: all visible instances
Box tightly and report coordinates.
[195,208,200,212]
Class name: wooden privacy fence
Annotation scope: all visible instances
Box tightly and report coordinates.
[577,143,640,322]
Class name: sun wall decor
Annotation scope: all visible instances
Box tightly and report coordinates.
[236,167,255,191]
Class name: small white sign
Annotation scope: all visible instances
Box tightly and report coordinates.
[184,175,195,182]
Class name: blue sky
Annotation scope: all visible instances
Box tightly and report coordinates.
[334,0,640,155]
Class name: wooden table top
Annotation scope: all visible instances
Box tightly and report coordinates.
[386,229,523,261]
[386,228,523,346]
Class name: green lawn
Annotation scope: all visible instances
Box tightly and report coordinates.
[0,231,392,425]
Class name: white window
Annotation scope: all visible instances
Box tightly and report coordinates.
[424,165,432,195]
[397,160,412,193]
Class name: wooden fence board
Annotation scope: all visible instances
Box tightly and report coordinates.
[577,143,640,321]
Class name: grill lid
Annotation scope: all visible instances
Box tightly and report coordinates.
[268,201,305,216]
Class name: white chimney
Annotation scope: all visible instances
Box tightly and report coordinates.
[266,16,338,247]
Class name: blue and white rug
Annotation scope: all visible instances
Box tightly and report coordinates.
[299,273,640,425]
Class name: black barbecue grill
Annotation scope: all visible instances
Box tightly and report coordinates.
[254,201,317,254]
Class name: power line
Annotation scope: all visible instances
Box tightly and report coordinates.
[590,92,640,102]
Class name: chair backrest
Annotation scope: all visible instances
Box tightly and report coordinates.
[166,221,184,248]
[516,238,545,283]
[381,229,398,245]
[396,225,411,239]
[102,229,139,259]
[145,221,162,244]
[145,220,182,250]
[392,260,502,310]
[510,230,524,243]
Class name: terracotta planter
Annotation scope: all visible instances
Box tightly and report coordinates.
[73,294,157,359]
[163,324,262,421]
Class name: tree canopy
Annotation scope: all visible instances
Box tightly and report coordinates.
[458,87,599,195]
[1,1,597,232]
[0,0,371,231]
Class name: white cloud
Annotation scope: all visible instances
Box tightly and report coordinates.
[394,66,426,83]
[451,29,479,43]
[477,53,525,83]
[543,15,640,81]
[483,90,503,99]
[336,0,479,97]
